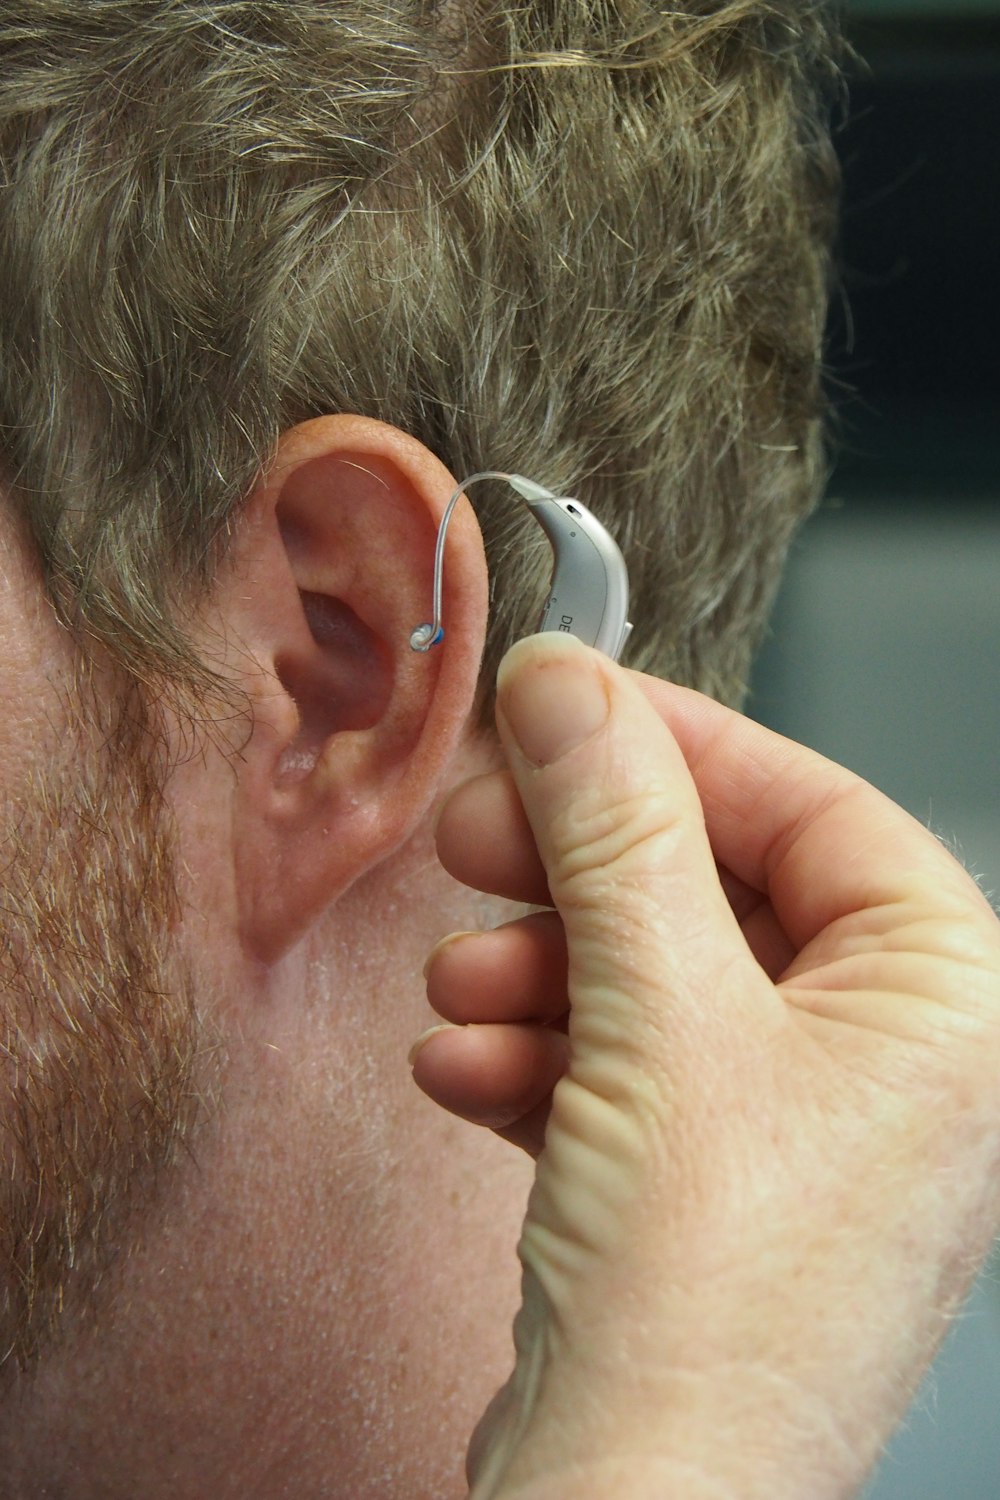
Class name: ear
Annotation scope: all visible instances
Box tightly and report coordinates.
[210,414,489,965]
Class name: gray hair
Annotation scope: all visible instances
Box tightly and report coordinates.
[0,1,845,726]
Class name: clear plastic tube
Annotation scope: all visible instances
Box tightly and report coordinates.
[410,471,554,652]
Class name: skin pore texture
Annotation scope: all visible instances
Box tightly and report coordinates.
[0,418,535,1498]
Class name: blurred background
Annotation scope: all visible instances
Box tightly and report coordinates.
[748,2,1000,1494]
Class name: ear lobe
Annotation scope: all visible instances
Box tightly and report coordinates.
[214,415,488,965]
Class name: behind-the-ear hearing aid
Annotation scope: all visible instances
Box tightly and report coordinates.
[410,471,633,662]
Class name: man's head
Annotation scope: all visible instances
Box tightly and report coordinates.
[0,3,843,1494]
[0,0,841,711]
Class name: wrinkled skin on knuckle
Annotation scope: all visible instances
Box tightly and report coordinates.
[519,1071,677,1282]
[562,896,705,1061]
[545,783,689,914]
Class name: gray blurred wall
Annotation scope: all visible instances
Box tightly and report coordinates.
[750,498,1000,1500]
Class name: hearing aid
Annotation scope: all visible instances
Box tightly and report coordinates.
[410,471,633,661]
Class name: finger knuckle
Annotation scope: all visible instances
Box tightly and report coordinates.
[547,787,687,908]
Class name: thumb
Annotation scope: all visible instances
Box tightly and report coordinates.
[467,634,784,1499]
[495,633,779,1095]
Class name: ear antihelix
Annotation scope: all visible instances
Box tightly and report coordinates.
[409,471,634,663]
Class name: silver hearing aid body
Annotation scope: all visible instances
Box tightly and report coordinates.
[410,471,633,662]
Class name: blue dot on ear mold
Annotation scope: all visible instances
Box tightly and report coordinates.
[410,623,444,652]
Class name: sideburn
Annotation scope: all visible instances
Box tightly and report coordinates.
[0,675,218,1372]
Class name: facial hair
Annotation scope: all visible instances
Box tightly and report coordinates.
[0,679,216,1372]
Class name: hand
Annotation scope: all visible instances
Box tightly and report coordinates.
[410,634,1000,1500]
